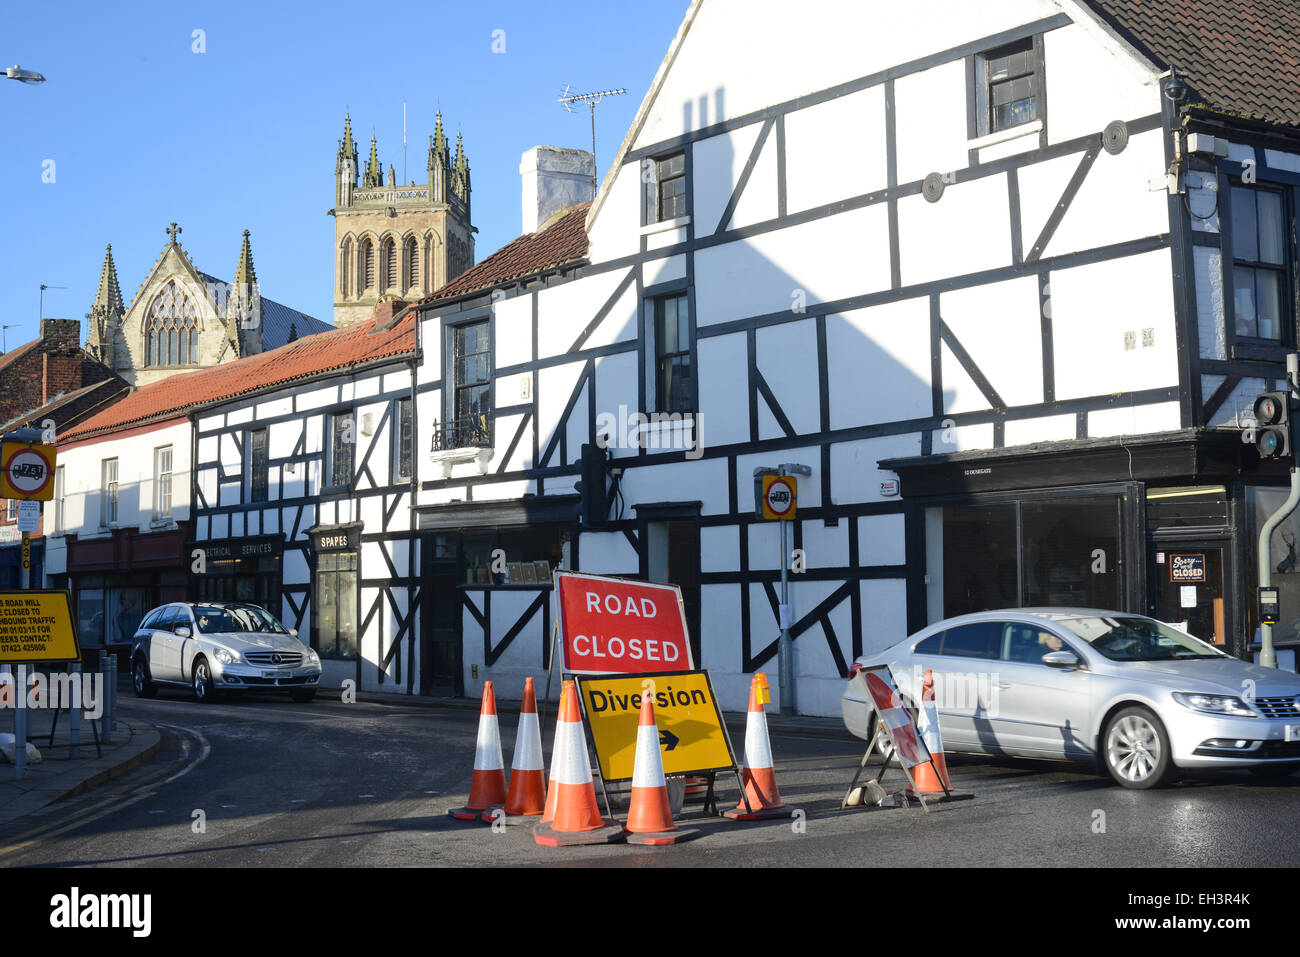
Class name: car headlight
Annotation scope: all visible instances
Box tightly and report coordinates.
[1172,692,1258,717]
[213,647,241,666]
[306,648,320,664]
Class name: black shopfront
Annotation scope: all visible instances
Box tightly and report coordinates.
[883,430,1283,662]
[192,534,283,613]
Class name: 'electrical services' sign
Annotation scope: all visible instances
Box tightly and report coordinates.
[555,571,694,674]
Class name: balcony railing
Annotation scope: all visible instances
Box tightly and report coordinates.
[430,413,492,452]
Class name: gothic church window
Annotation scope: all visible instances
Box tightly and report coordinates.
[405,236,418,291]
[146,280,200,366]
[362,239,375,290]
[341,238,353,298]
[382,238,397,291]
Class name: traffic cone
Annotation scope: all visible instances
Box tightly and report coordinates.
[448,681,507,820]
[908,669,973,801]
[533,681,625,846]
[723,673,789,820]
[625,688,697,845]
[483,677,547,824]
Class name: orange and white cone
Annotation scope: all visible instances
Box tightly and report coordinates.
[533,681,625,846]
[625,687,696,845]
[723,673,788,820]
[484,676,547,824]
[909,668,972,800]
[448,681,507,820]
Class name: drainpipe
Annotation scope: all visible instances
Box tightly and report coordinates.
[1257,353,1300,668]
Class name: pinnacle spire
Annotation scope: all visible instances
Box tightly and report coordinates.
[341,113,355,158]
[92,243,124,315]
[233,229,257,290]
[364,134,381,187]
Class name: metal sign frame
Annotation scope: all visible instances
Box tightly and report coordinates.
[840,664,950,813]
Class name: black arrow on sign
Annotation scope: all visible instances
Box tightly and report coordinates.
[659,729,679,751]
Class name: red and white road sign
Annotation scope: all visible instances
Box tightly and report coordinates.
[555,571,694,675]
[761,475,796,520]
[861,668,927,768]
[0,443,55,500]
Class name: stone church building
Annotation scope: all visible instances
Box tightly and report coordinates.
[85,224,331,388]
[330,112,475,327]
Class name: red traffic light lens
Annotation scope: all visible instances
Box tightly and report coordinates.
[1256,396,1283,425]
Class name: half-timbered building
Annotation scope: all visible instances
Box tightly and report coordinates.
[407,0,1300,715]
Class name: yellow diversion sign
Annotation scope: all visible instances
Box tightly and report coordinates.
[576,670,737,782]
[0,591,81,663]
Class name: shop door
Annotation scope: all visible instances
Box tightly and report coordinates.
[420,534,463,697]
[1148,544,1228,647]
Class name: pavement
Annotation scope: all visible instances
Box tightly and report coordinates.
[0,678,844,829]
[0,690,160,827]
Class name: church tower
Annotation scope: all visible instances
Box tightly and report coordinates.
[330,111,476,327]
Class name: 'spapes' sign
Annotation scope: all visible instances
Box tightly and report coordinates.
[555,571,693,674]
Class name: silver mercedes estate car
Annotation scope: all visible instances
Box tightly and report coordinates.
[131,601,322,703]
[842,609,1300,789]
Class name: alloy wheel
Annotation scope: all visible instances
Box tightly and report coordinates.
[1107,713,1161,783]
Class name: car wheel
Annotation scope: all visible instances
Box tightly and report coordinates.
[192,658,217,704]
[132,656,156,699]
[1103,706,1175,789]
[1248,762,1300,779]
[289,689,316,703]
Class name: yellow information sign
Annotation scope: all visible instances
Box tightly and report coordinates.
[577,670,737,782]
[0,591,81,663]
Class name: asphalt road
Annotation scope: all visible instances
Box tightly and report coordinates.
[2,689,1298,869]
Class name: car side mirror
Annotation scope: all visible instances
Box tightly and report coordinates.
[175,625,192,638]
[1042,650,1080,669]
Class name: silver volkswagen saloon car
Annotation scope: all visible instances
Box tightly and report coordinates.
[131,601,322,703]
[842,609,1300,789]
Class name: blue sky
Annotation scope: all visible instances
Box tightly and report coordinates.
[0,0,688,352]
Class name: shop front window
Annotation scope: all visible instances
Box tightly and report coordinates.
[316,550,358,657]
[927,492,1126,621]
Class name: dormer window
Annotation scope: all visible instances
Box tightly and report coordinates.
[977,37,1043,136]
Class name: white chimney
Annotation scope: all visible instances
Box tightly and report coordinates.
[520,146,595,233]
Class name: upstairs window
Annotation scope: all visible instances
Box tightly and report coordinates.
[394,397,413,481]
[4,499,15,522]
[102,458,119,526]
[653,292,694,414]
[978,37,1042,135]
[441,320,492,449]
[154,446,173,521]
[248,429,269,503]
[329,413,355,488]
[53,466,64,534]
[1231,184,1290,342]
[642,152,687,224]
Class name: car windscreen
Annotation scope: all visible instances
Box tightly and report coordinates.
[1056,616,1226,661]
[193,606,288,635]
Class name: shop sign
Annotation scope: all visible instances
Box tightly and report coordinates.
[1169,554,1206,583]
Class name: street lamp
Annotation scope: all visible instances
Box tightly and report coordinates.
[5,64,45,85]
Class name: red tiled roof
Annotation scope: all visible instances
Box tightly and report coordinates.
[60,312,416,444]
[1085,0,1300,129]
[423,202,591,305]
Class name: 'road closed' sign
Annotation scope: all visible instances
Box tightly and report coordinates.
[576,670,737,782]
[555,571,694,674]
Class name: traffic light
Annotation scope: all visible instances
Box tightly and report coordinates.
[1253,391,1292,460]
[575,442,609,528]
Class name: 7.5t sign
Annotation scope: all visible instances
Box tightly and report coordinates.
[554,571,694,674]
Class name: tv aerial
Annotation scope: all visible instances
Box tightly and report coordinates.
[558,85,627,193]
